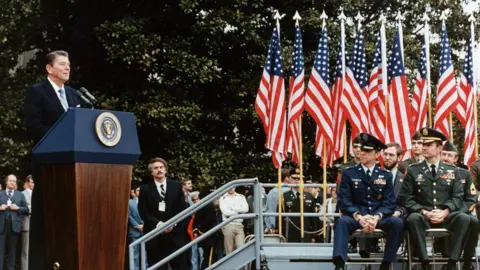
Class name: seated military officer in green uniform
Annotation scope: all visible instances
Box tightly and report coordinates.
[399,128,471,270]
[441,140,479,270]
[277,170,318,243]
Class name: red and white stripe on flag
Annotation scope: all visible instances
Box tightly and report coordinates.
[341,25,370,138]
[434,25,457,138]
[331,39,347,163]
[286,24,305,165]
[385,28,414,160]
[305,26,334,165]
[255,26,287,168]
[458,38,476,166]
[369,31,386,144]
[412,40,428,131]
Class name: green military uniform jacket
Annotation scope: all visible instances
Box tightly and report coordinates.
[457,167,478,213]
[470,160,480,190]
[277,190,319,243]
[399,161,464,213]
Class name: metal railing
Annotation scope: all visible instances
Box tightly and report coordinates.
[129,179,340,270]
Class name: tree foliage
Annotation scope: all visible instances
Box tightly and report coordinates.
[0,0,477,187]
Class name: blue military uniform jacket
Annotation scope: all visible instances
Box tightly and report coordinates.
[338,164,396,217]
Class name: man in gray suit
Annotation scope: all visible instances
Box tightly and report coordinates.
[21,175,34,270]
[0,174,28,270]
[128,185,145,270]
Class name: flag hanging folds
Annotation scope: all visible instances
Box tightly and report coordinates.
[412,39,429,131]
[368,31,386,143]
[342,25,370,139]
[433,24,458,138]
[458,37,476,166]
[386,29,414,159]
[286,24,305,165]
[305,25,333,165]
[331,39,347,162]
[255,26,287,168]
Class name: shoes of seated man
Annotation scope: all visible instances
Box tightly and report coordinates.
[348,245,357,253]
[462,262,474,270]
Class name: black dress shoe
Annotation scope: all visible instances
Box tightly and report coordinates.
[462,262,474,270]
[348,245,357,253]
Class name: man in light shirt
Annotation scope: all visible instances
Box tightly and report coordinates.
[21,175,34,270]
[264,169,291,232]
[219,188,249,254]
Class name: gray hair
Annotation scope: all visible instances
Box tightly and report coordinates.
[190,191,200,199]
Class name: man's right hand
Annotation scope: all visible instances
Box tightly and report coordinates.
[393,210,402,217]
[0,204,8,211]
[136,224,144,232]
[359,215,373,232]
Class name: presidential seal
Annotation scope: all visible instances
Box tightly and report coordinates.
[95,112,122,147]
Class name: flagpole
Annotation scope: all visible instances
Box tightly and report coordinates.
[380,14,388,138]
[470,13,478,159]
[292,10,305,241]
[396,12,405,66]
[320,10,329,240]
[274,10,285,237]
[423,8,432,127]
[339,8,347,164]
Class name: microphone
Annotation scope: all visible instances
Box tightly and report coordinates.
[79,87,97,103]
[75,90,92,106]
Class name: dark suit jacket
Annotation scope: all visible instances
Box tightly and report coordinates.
[393,170,408,219]
[24,79,81,142]
[138,179,186,246]
[128,199,143,238]
[0,190,28,234]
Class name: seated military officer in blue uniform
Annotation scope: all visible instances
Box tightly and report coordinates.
[332,133,404,270]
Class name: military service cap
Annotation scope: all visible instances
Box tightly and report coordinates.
[420,127,447,143]
[352,134,362,147]
[412,131,422,141]
[442,140,458,153]
[359,133,387,151]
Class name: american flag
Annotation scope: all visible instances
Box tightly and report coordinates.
[342,25,370,139]
[305,26,333,165]
[287,24,305,165]
[434,24,457,138]
[331,39,347,162]
[368,31,386,144]
[412,39,428,131]
[255,26,287,168]
[385,29,414,159]
[458,37,476,166]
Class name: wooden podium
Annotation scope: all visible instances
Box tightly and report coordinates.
[32,108,141,270]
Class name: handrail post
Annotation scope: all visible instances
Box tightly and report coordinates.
[254,179,262,269]
[141,242,147,270]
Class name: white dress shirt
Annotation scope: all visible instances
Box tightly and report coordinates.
[219,192,249,224]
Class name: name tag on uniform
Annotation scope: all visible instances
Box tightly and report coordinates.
[352,179,361,182]
[159,202,166,212]
[416,174,425,182]
[373,179,386,185]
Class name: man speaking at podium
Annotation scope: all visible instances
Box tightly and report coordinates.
[23,50,81,270]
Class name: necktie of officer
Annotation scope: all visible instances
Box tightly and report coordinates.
[296,192,300,200]
[366,169,371,178]
[430,165,436,178]
[7,190,11,199]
